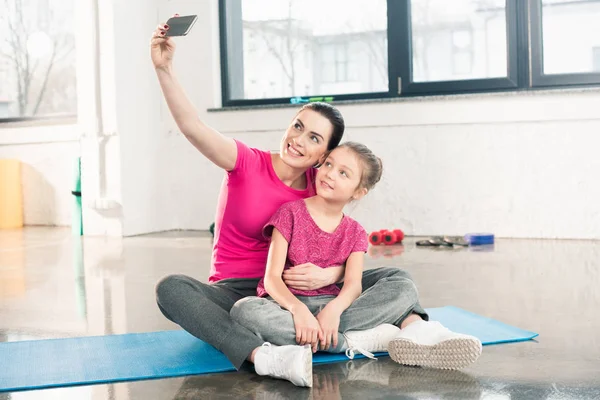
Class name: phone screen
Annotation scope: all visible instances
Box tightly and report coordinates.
[165,15,198,37]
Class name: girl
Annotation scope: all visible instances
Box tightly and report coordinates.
[231,142,482,387]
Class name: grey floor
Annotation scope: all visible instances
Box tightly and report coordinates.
[1,228,599,399]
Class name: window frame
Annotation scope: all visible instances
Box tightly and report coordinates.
[218,0,392,107]
[215,0,600,108]
[390,0,520,96]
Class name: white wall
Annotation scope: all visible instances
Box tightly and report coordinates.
[154,0,600,240]
[77,0,219,236]
[0,124,79,226]
[76,0,176,237]
[197,93,600,240]
[4,0,599,239]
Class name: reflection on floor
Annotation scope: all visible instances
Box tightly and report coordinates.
[1,228,599,399]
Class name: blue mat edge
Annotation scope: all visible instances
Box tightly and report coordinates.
[0,306,539,393]
[430,306,539,341]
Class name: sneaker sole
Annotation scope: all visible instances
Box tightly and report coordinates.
[296,345,313,387]
[387,337,482,370]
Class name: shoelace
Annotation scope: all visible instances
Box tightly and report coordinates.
[262,342,272,351]
[344,331,390,360]
[262,343,290,379]
[345,346,376,360]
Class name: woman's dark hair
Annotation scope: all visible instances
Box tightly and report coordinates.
[338,141,383,191]
[298,102,344,150]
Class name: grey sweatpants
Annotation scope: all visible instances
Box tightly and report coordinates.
[155,267,427,369]
[230,268,427,353]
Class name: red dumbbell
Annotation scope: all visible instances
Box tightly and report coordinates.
[369,229,405,246]
[381,230,397,245]
[369,231,383,245]
[393,229,405,243]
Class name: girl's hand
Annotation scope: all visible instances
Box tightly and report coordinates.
[316,305,342,350]
[292,305,323,353]
[150,15,179,70]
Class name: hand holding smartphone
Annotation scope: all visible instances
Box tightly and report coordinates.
[165,15,198,37]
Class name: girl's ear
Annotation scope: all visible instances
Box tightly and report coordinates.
[352,187,368,201]
[314,152,329,168]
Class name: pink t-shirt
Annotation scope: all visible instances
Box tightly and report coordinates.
[209,140,317,282]
[257,199,369,297]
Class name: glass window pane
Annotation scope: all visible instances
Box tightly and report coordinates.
[336,61,346,82]
[229,0,388,100]
[410,0,507,83]
[336,44,347,61]
[322,64,336,82]
[594,47,600,72]
[321,44,335,63]
[0,0,76,119]
[542,0,600,75]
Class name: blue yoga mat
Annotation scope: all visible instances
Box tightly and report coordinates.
[0,306,538,393]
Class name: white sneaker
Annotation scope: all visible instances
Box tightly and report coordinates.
[343,324,401,360]
[388,320,482,370]
[254,342,313,387]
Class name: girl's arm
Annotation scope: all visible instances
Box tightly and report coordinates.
[316,251,364,350]
[263,229,306,314]
[321,252,363,313]
[264,228,323,350]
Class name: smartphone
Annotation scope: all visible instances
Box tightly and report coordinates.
[165,15,198,37]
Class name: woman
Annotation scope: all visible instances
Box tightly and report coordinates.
[151,18,481,387]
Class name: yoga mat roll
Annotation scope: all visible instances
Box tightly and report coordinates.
[0,159,23,229]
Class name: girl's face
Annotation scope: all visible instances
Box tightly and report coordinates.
[315,146,367,203]
[279,109,333,170]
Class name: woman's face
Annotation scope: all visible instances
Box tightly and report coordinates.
[279,109,333,169]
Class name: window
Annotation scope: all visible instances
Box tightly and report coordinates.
[541,0,599,73]
[219,0,600,107]
[531,0,600,86]
[220,0,388,104]
[411,2,505,82]
[0,0,76,121]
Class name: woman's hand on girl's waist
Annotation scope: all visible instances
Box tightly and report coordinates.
[283,263,344,291]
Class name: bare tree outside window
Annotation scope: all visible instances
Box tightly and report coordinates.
[247,0,308,96]
[0,0,76,119]
[238,0,387,100]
